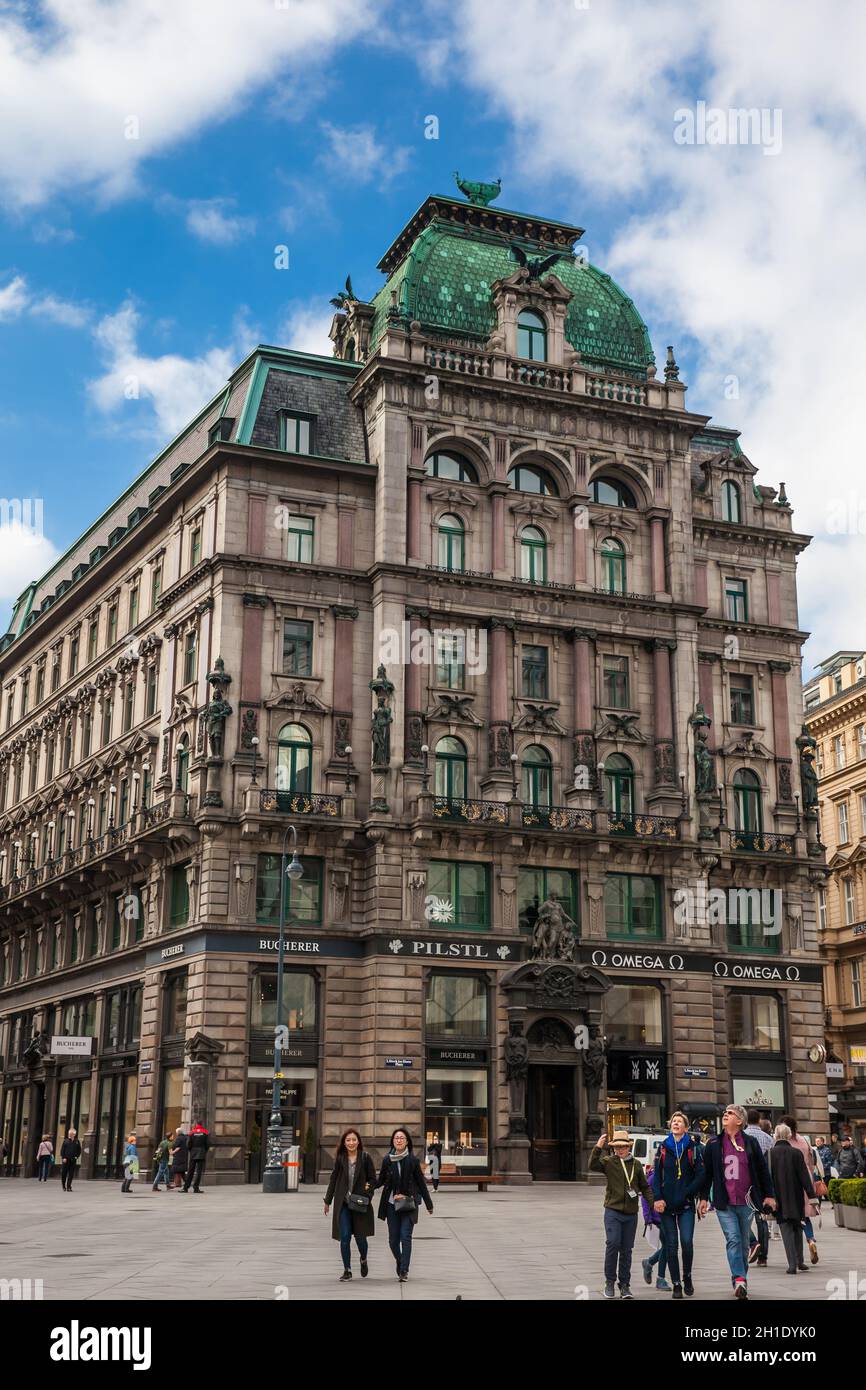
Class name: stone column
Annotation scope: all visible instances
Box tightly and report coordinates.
[406,470,424,564]
[489,483,507,576]
[697,652,719,736]
[572,502,589,586]
[185,1031,225,1130]
[648,513,668,596]
[329,605,359,768]
[648,639,678,800]
[403,607,428,766]
[769,660,795,806]
[569,628,596,802]
[482,619,514,792]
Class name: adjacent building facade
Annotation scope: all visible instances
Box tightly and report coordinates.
[0,183,828,1183]
[804,650,866,1140]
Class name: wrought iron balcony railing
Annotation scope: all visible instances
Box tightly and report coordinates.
[729,829,796,856]
[432,796,509,825]
[522,805,595,832]
[259,789,342,817]
[602,811,679,840]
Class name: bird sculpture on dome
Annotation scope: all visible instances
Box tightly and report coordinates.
[330,275,357,309]
[509,242,566,280]
[453,171,502,206]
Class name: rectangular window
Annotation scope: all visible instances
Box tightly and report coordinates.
[151,561,162,607]
[857,725,866,760]
[282,620,313,676]
[280,412,313,455]
[835,735,846,769]
[839,802,850,843]
[726,888,774,953]
[111,896,123,950]
[604,874,661,940]
[427,861,489,932]
[169,865,190,928]
[51,649,62,692]
[255,854,323,926]
[82,713,92,760]
[189,527,202,568]
[107,604,118,647]
[122,681,134,733]
[145,665,158,717]
[128,586,139,630]
[730,674,755,725]
[35,665,45,706]
[68,634,79,679]
[434,632,466,689]
[183,630,197,686]
[5,689,13,729]
[845,878,856,926]
[88,619,99,663]
[852,959,862,1009]
[101,696,113,746]
[817,886,826,931]
[20,675,29,716]
[521,645,548,699]
[517,868,578,935]
[602,655,629,709]
[725,577,748,623]
[46,738,55,782]
[286,514,314,564]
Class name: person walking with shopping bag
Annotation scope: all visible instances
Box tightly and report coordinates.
[323,1128,377,1281]
[768,1124,816,1274]
[376,1127,433,1282]
[36,1134,54,1183]
[121,1134,139,1193]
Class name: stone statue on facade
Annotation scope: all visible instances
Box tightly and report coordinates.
[369,664,395,768]
[504,1021,529,1134]
[530,893,577,962]
[205,657,233,759]
[583,1024,607,1119]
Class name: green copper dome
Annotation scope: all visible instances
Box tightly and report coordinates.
[368,199,655,375]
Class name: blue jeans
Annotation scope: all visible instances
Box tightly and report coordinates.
[152,1159,170,1188]
[386,1208,414,1274]
[603,1209,638,1286]
[645,1235,667,1280]
[37,1156,52,1181]
[659,1208,695,1283]
[802,1216,815,1240]
[716,1204,753,1284]
[339,1202,369,1270]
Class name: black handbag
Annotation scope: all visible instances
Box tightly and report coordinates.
[394,1195,416,1213]
[345,1191,370,1213]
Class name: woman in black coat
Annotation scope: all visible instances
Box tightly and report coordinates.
[769,1125,816,1274]
[60,1129,81,1191]
[170,1128,189,1189]
[324,1128,377,1281]
[376,1127,433,1282]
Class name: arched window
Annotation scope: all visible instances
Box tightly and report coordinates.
[507,465,558,496]
[519,524,547,582]
[276,722,312,794]
[434,736,467,800]
[521,744,552,808]
[517,309,548,361]
[591,476,637,508]
[175,735,189,793]
[600,537,626,593]
[604,753,634,817]
[345,338,356,362]
[425,451,478,483]
[721,480,741,523]
[436,513,465,572]
[733,768,762,833]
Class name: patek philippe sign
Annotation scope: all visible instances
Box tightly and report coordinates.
[51,1036,93,1057]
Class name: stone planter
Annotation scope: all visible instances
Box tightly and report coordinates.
[842,1204,866,1231]
[834,1203,846,1227]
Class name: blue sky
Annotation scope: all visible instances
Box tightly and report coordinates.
[1,0,864,673]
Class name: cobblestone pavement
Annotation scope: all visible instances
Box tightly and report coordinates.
[0,1179,860,1301]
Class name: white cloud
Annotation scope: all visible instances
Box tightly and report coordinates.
[88,301,242,438]
[0,519,60,618]
[278,299,334,356]
[0,0,379,207]
[447,0,866,676]
[0,274,28,319]
[184,198,256,246]
[320,122,412,187]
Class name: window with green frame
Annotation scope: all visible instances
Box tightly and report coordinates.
[434,736,467,799]
[427,861,489,931]
[730,675,755,725]
[725,888,775,953]
[600,538,626,593]
[283,620,313,676]
[516,309,547,361]
[434,631,465,688]
[436,513,465,572]
[521,644,548,698]
[287,514,314,563]
[131,886,145,941]
[111,895,123,949]
[521,744,552,808]
[604,874,661,940]
[255,854,323,926]
[169,864,190,928]
[517,867,578,935]
[280,412,313,454]
[603,753,634,816]
[275,722,312,793]
[721,479,741,523]
[725,577,748,622]
[602,655,629,708]
[519,525,547,582]
[733,768,762,832]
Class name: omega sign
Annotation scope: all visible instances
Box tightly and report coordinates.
[591,949,685,972]
[714,961,802,981]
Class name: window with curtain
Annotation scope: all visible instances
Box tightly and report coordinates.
[427,861,489,931]
[276,723,312,793]
[520,745,552,808]
[436,513,465,572]
[733,768,762,832]
[604,753,634,817]
[604,874,661,940]
[434,736,467,800]
[519,525,547,582]
[600,538,626,593]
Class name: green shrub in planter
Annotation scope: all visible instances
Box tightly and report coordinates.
[828,1178,842,1204]
[838,1178,866,1207]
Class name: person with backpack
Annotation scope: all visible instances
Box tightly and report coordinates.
[183,1123,210,1192]
[640,1161,671,1291]
[699,1103,776,1300]
[151,1133,172,1191]
[121,1133,139,1193]
[426,1142,441,1192]
[170,1126,189,1189]
[323,1128,377,1281]
[651,1111,705,1298]
[376,1127,434,1282]
[590,1129,661,1299]
[835,1134,862,1178]
[36,1133,54,1182]
[59,1128,81,1191]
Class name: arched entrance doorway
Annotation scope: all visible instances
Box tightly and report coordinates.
[526,1018,577,1180]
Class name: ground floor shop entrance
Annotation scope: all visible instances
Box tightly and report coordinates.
[244,1077,314,1183]
[527,1065,577,1181]
[95,1070,138,1178]
[1,1081,41,1176]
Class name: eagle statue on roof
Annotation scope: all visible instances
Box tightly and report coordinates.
[453,172,502,206]
[509,243,565,281]
[330,275,357,310]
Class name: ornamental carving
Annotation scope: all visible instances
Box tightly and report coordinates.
[488,722,512,770]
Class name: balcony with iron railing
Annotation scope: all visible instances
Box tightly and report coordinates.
[423,795,680,841]
[258,788,343,817]
[728,828,796,856]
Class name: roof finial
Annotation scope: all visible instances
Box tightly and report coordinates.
[453,171,502,206]
[664,345,680,381]
[777,481,789,505]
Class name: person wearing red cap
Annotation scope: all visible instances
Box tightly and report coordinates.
[183,1123,210,1193]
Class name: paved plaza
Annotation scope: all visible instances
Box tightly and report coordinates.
[1,1180,862,1301]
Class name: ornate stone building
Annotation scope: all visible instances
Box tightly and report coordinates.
[804,650,866,1139]
[0,182,828,1183]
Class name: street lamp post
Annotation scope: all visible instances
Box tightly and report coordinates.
[262,821,304,1192]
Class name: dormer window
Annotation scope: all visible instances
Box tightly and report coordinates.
[722,479,741,523]
[517,310,547,362]
[591,476,637,509]
[280,412,314,455]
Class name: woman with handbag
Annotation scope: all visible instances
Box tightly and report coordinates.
[780,1114,821,1264]
[324,1129,376,1282]
[36,1133,54,1182]
[121,1133,139,1193]
[376,1127,434,1283]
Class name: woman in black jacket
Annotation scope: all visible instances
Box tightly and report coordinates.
[769,1124,816,1274]
[376,1127,433,1282]
[324,1129,377,1281]
[60,1128,81,1191]
[169,1128,189,1189]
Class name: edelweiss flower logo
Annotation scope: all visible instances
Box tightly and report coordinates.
[496,945,511,959]
[388,938,404,953]
[425,895,454,923]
